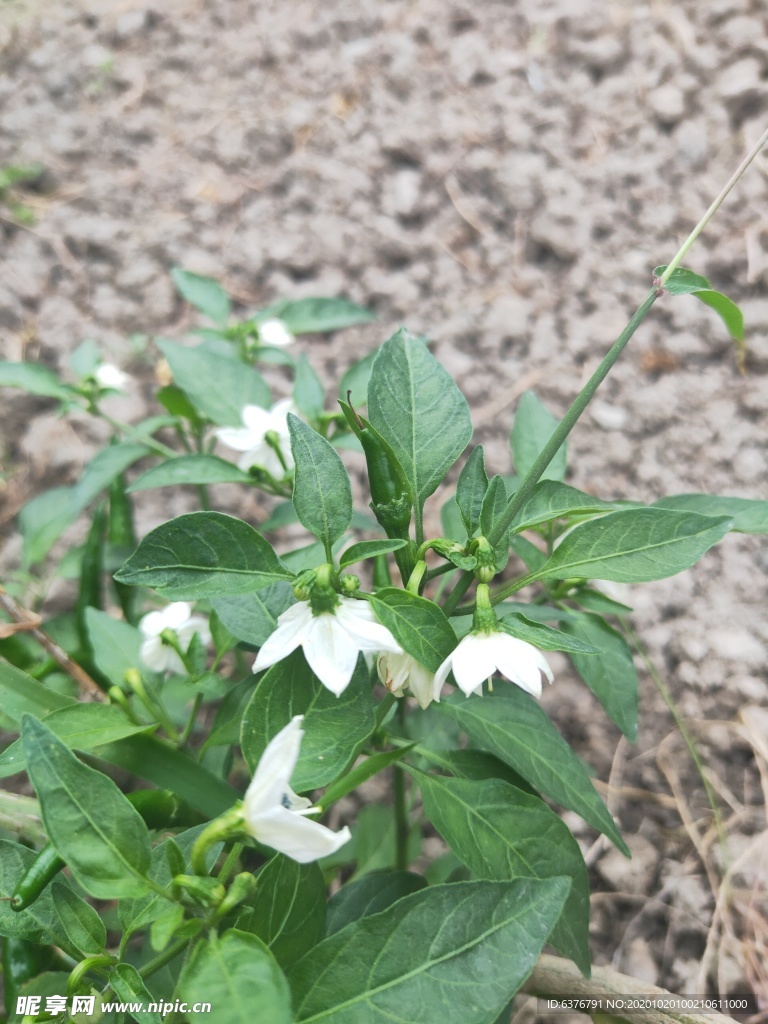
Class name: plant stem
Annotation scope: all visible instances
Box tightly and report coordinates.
[393,700,409,871]
[657,125,768,286]
[490,288,658,547]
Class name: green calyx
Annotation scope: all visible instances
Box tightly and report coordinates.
[292,563,341,615]
[471,537,496,584]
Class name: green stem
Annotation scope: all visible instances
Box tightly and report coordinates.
[657,125,768,286]
[179,693,204,749]
[393,701,409,871]
[491,288,658,546]
[216,842,244,885]
[138,935,190,981]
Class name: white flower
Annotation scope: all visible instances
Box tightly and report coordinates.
[215,399,295,478]
[253,597,402,696]
[433,630,554,701]
[243,715,351,863]
[258,318,294,348]
[139,602,212,674]
[94,363,129,391]
[377,652,436,710]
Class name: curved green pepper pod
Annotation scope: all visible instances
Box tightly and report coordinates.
[339,397,413,539]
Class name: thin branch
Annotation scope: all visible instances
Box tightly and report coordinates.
[0,586,107,702]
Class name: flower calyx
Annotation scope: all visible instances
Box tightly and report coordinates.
[470,536,497,584]
[291,563,341,615]
[425,538,477,572]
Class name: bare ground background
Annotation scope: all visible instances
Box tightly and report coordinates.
[1,0,767,1010]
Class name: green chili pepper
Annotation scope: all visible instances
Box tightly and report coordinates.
[75,502,106,653]
[108,474,139,623]
[10,843,65,912]
[10,790,203,912]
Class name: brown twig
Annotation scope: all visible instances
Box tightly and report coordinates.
[0,585,107,702]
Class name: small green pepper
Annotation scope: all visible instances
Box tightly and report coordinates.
[10,843,65,912]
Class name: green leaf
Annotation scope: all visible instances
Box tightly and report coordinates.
[171,268,231,325]
[268,296,375,334]
[203,678,256,749]
[339,349,377,408]
[289,877,570,1024]
[241,650,377,790]
[98,734,238,818]
[0,704,152,778]
[415,772,589,973]
[128,455,252,491]
[85,607,141,684]
[0,361,74,400]
[236,857,326,969]
[455,445,488,538]
[499,612,601,654]
[156,383,201,422]
[435,688,628,853]
[180,929,292,1024]
[339,539,407,569]
[51,881,106,955]
[21,715,152,898]
[511,391,567,482]
[480,474,510,569]
[511,481,619,533]
[212,583,295,646]
[73,443,152,510]
[694,289,744,342]
[19,487,77,567]
[325,871,427,936]
[571,588,633,615]
[509,534,547,572]
[560,613,638,741]
[119,824,218,940]
[288,414,352,551]
[319,746,415,811]
[294,354,325,419]
[0,662,74,724]
[419,747,534,793]
[651,493,768,535]
[18,444,150,567]
[368,329,472,509]
[114,511,292,598]
[157,339,270,426]
[533,508,733,583]
[368,589,456,673]
[109,964,163,1024]
[653,265,711,294]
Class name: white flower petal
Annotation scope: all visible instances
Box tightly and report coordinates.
[241,404,273,434]
[94,364,129,390]
[252,602,314,674]
[377,652,410,697]
[250,806,351,862]
[244,716,304,818]
[303,613,360,695]
[334,598,402,655]
[451,633,497,695]
[139,637,169,672]
[139,611,167,639]
[162,602,193,631]
[494,634,552,698]
[259,319,294,348]
[215,426,261,452]
[408,660,436,709]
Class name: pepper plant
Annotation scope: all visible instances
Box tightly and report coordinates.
[0,133,766,1024]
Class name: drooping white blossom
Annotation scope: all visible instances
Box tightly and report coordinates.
[433,629,553,701]
[377,652,436,709]
[258,318,294,348]
[253,597,402,696]
[243,715,351,863]
[215,399,295,478]
[139,602,211,674]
